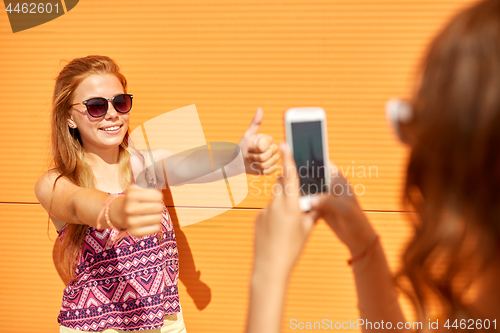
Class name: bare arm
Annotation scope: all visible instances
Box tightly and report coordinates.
[131,108,279,189]
[34,170,124,229]
[246,143,318,333]
[162,145,242,186]
[247,264,290,333]
[135,146,247,188]
[34,170,164,237]
[310,173,406,332]
[351,242,405,329]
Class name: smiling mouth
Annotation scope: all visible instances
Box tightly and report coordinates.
[100,125,122,132]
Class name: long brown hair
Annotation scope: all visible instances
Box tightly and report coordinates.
[50,55,131,278]
[398,0,500,323]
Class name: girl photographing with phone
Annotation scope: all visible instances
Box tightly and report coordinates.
[247,0,500,332]
[35,55,279,333]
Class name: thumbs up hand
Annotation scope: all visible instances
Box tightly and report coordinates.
[122,184,164,238]
[113,156,164,238]
[238,108,279,175]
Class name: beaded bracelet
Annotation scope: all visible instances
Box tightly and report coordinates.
[96,194,125,230]
[347,235,380,265]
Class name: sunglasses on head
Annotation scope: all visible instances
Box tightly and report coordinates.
[71,94,133,118]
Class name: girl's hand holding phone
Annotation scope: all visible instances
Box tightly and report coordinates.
[282,106,376,257]
[309,168,377,258]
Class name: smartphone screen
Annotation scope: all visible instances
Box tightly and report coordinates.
[291,120,329,195]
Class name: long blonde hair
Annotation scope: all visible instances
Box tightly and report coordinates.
[50,55,131,278]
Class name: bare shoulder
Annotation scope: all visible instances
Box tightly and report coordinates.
[130,149,175,188]
[131,149,174,160]
[152,149,175,161]
[34,169,60,199]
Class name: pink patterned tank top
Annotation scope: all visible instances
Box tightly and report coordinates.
[57,207,180,331]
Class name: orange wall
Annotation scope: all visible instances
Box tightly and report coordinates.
[0,1,474,332]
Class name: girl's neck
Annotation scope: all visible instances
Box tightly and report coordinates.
[83,147,124,193]
[83,146,120,168]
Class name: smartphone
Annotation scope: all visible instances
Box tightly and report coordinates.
[285,107,330,211]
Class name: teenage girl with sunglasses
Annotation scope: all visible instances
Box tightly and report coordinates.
[246,0,500,332]
[35,55,279,333]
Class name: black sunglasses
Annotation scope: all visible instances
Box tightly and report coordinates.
[71,94,133,118]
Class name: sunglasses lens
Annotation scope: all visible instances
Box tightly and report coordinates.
[86,98,108,117]
[113,94,132,113]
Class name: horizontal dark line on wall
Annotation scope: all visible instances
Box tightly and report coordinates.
[0,202,40,205]
[0,202,413,213]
